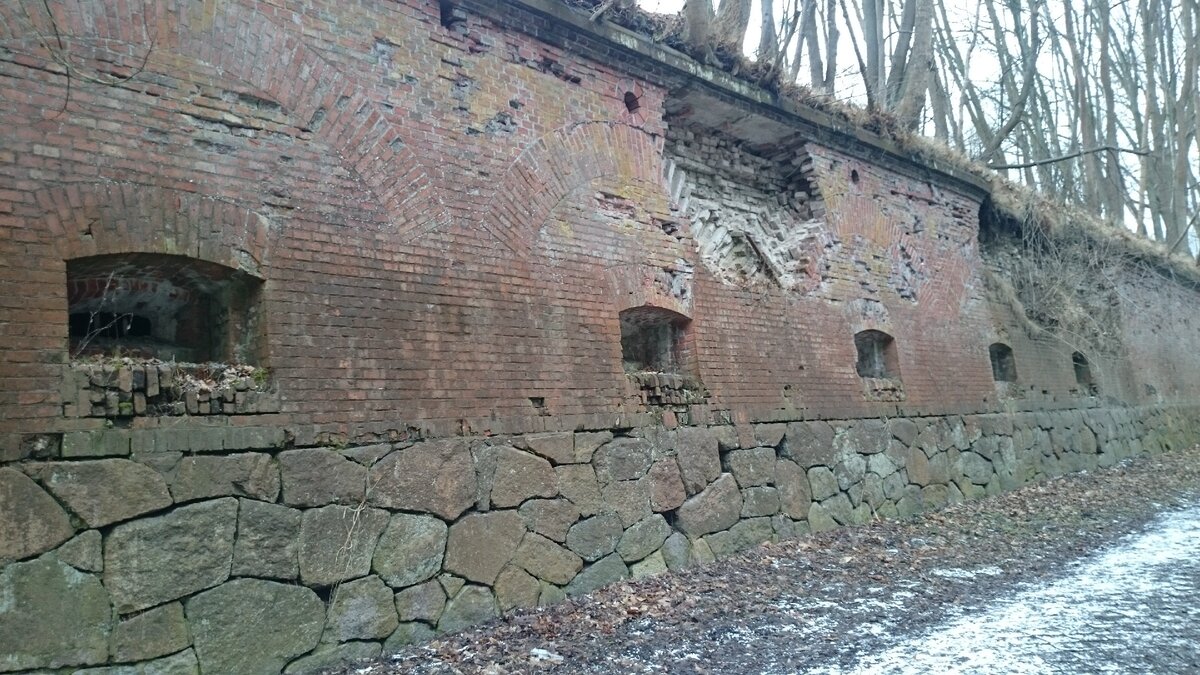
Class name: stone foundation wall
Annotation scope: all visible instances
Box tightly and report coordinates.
[3,404,1197,674]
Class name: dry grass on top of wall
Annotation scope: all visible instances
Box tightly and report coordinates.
[554,0,1200,290]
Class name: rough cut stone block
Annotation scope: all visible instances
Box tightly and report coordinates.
[565,513,623,562]
[383,622,436,652]
[0,467,74,562]
[727,447,776,487]
[444,510,525,585]
[518,498,580,543]
[705,517,773,559]
[515,533,583,585]
[437,586,498,633]
[232,499,301,580]
[601,479,652,528]
[741,486,781,517]
[185,579,324,675]
[55,529,102,572]
[565,553,628,597]
[494,565,541,612]
[110,601,191,663]
[592,438,653,483]
[488,447,558,508]
[105,498,237,613]
[515,432,574,465]
[299,505,389,587]
[0,556,112,671]
[781,421,836,467]
[646,458,686,512]
[674,427,721,494]
[775,459,811,520]
[572,431,613,464]
[807,466,839,501]
[631,551,667,579]
[675,473,742,537]
[394,580,446,623]
[34,459,172,528]
[325,575,399,642]
[555,464,603,516]
[372,512,447,588]
[368,440,476,520]
[61,430,131,458]
[282,642,382,675]
[73,648,199,675]
[279,448,367,506]
[660,532,692,571]
[616,514,670,562]
[172,453,279,503]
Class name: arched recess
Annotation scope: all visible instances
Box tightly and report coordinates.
[988,342,1017,382]
[485,121,667,256]
[38,183,272,276]
[0,0,449,241]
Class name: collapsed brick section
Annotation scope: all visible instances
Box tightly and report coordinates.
[62,360,277,419]
[664,122,829,292]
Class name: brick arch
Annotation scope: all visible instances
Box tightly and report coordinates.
[0,0,449,241]
[486,121,666,256]
[37,183,272,276]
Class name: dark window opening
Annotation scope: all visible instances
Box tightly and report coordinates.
[850,169,861,184]
[620,306,689,374]
[1072,351,1098,395]
[623,91,640,113]
[989,342,1017,382]
[439,1,466,29]
[67,253,264,364]
[854,330,900,379]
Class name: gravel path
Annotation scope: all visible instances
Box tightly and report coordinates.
[340,444,1200,675]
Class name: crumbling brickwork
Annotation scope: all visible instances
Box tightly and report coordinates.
[2,1,1200,672]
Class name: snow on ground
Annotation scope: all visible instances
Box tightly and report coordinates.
[812,505,1200,675]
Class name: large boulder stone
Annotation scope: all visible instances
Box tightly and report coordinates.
[105,498,237,612]
[383,622,436,651]
[443,511,525,585]
[437,586,498,633]
[232,499,301,580]
[775,459,811,520]
[556,464,603,516]
[0,467,74,561]
[185,579,324,675]
[488,447,558,508]
[660,532,692,571]
[960,452,995,485]
[647,458,686,512]
[518,498,580,542]
[369,440,476,519]
[675,474,742,537]
[74,649,199,675]
[593,438,653,483]
[515,533,583,585]
[372,512,447,589]
[616,514,670,562]
[674,428,720,494]
[727,447,776,487]
[565,513,623,561]
[565,553,628,597]
[278,448,366,506]
[631,551,668,579]
[325,575,399,641]
[890,418,919,446]
[33,459,171,528]
[807,501,838,532]
[298,505,389,587]
[172,453,280,503]
[110,601,190,663]
[394,580,446,623]
[0,556,111,671]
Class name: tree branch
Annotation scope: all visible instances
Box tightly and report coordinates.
[988,145,1151,170]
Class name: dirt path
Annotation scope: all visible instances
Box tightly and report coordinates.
[340,445,1200,675]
